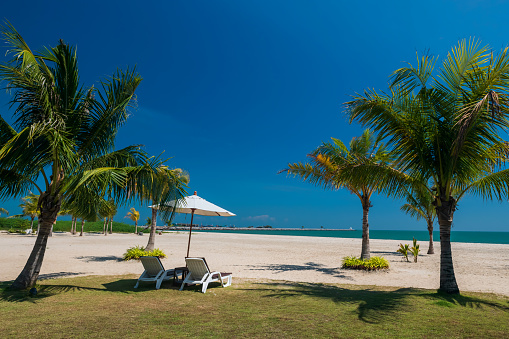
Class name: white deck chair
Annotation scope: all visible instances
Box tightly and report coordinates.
[134,256,174,289]
[180,257,232,293]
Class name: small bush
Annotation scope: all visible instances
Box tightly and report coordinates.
[410,237,420,262]
[147,248,166,258]
[123,246,167,261]
[397,243,410,262]
[342,256,389,270]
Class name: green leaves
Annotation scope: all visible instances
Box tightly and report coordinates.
[397,243,410,262]
[341,256,389,270]
[410,238,420,263]
[0,23,189,225]
[282,129,405,200]
[122,246,166,261]
[346,39,509,202]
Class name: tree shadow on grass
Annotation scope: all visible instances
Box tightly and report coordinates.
[244,282,509,323]
[420,290,509,311]
[0,277,173,303]
[39,272,84,279]
[248,262,353,280]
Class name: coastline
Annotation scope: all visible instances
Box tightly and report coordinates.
[2,232,508,296]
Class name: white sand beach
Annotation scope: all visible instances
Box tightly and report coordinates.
[2,231,508,296]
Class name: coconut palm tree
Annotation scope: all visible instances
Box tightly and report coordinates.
[125,207,140,234]
[0,23,173,289]
[400,187,436,254]
[97,199,115,236]
[141,167,189,251]
[346,40,509,294]
[10,193,39,232]
[282,129,402,259]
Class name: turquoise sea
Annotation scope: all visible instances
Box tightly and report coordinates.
[194,229,509,245]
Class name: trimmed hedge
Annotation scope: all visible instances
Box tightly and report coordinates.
[122,246,167,261]
[342,256,389,270]
[0,217,144,233]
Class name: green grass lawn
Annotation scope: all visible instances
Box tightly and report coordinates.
[1,276,508,338]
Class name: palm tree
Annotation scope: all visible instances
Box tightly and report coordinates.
[400,187,436,254]
[282,129,400,259]
[0,23,169,289]
[0,207,8,217]
[125,207,140,234]
[141,167,188,251]
[11,193,39,232]
[98,199,115,236]
[346,40,509,294]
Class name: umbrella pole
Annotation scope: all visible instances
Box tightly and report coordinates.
[186,209,195,257]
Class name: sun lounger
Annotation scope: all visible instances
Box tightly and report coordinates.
[179,257,232,293]
[134,256,174,289]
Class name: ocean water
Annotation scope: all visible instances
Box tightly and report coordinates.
[194,229,509,245]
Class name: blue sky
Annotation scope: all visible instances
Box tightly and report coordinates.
[0,1,508,231]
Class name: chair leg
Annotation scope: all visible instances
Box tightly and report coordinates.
[156,278,163,290]
[179,275,191,291]
[201,281,209,293]
[134,281,139,288]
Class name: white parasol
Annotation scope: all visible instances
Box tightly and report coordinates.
[155,191,235,256]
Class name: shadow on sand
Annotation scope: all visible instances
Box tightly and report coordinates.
[248,262,353,280]
[75,255,122,262]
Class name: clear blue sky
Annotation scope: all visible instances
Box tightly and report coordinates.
[0,1,508,231]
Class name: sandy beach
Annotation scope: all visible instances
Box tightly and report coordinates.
[2,231,508,296]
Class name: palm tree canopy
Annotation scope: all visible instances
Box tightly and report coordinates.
[19,193,39,217]
[137,165,189,221]
[0,22,182,216]
[282,129,404,200]
[126,207,140,223]
[346,40,509,204]
[400,187,436,222]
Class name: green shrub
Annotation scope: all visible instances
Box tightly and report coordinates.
[397,243,410,262]
[364,256,390,269]
[122,246,167,261]
[341,256,389,270]
[147,248,166,258]
[410,237,420,262]
[0,218,31,230]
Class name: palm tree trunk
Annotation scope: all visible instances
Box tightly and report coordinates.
[427,220,435,254]
[109,219,113,234]
[103,218,107,236]
[30,217,34,232]
[80,220,84,236]
[135,220,138,234]
[145,207,158,251]
[437,197,459,294]
[360,198,371,260]
[11,194,61,289]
